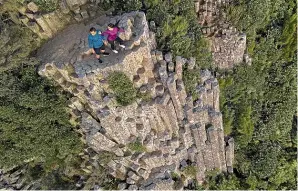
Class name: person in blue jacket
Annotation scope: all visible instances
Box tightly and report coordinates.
[88,27,109,63]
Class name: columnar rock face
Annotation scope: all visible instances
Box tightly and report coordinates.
[0,167,29,190]
[37,12,233,190]
[18,0,109,39]
[194,0,252,68]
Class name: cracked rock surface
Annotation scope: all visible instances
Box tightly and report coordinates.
[37,11,234,190]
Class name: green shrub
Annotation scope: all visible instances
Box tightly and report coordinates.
[0,20,40,72]
[251,142,281,179]
[33,0,58,12]
[206,173,241,190]
[0,66,83,170]
[182,166,197,178]
[144,0,212,69]
[183,68,200,100]
[107,71,137,106]
[279,13,297,61]
[100,0,142,12]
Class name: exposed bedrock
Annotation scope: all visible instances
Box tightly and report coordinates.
[37,11,234,190]
[194,0,252,68]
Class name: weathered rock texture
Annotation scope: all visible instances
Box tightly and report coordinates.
[37,11,233,190]
[194,0,251,68]
[18,0,109,39]
[0,166,29,190]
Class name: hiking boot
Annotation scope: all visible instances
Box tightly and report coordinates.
[102,52,110,56]
[119,44,126,49]
[98,58,103,63]
[112,50,118,54]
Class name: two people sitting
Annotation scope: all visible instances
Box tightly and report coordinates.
[87,23,126,63]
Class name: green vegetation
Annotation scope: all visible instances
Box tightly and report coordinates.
[0,66,83,170]
[107,0,212,68]
[170,171,180,180]
[182,166,197,178]
[0,19,40,72]
[128,139,147,152]
[279,12,297,61]
[107,71,137,106]
[106,1,297,189]
[182,67,200,100]
[136,91,152,102]
[211,0,297,189]
[102,0,142,12]
[0,0,296,189]
[97,151,117,165]
[144,0,212,68]
[32,0,59,12]
[0,2,82,172]
[205,173,241,190]
[143,0,212,97]
[226,0,296,56]
[0,2,83,188]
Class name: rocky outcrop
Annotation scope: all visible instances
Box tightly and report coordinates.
[0,165,41,190]
[18,0,110,39]
[194,0,252,68]
[37,11,234,190]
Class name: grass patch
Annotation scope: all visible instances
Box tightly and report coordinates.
[107,71,137,106]
[182,166,197,178]
[128,140,147,153]
[136,91,152,102]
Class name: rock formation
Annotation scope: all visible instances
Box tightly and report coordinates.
[0,167,29,190]
[37,11,234,189]
[18,0,111,39]
[17,0,251,69]
[194,0,252,68]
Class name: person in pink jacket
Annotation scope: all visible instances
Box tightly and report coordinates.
[102,23,126,53]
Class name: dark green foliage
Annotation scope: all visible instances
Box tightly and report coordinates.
[279,13,297,61]
[38,169,77,190]
[251,142,281,179]
[144,0,212,68]
[226,0,296,54]
[218,77,234,135]
[0,20,40,72]
[33,0,58,12]
[0,66,83,170]
[216,0,297,189]
[107,71,137,106]
[0,2,85,188]
[103,0,142,12]
[182,67,200,100]
[234,103,254,148]
[205,173,241,190]
[140,0,213,98]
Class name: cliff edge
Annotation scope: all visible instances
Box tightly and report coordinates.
[37,11,234,190]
